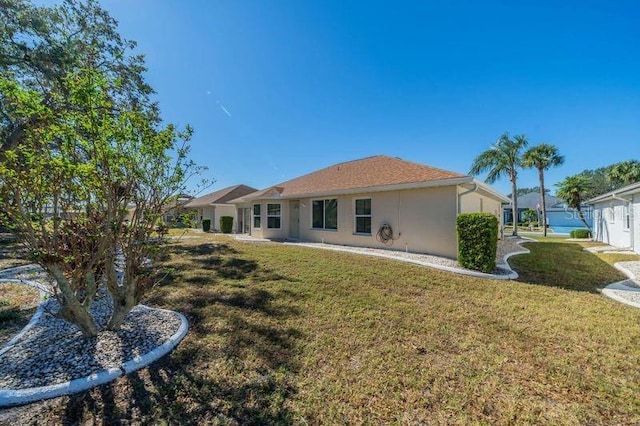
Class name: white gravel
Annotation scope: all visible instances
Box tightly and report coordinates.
[283,237,530,277]
[0,266,184,394]
[602,260,640,308]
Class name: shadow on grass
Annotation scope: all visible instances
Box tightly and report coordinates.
[0,240,305,424]
[155,242,299,289]
[51,240,303,423]
[510,241,628,292]
[55,282,303,424]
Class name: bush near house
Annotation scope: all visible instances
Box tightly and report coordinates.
[570,228,592,239]
[220,216,234,234]
[202,219,211,232]
[456,213,498,273]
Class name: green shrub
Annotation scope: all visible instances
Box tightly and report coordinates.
[202,219,211,232]
[456,213,498,273]
[220,216,233,234]
[570,228,592,239]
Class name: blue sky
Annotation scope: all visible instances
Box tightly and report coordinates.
[96,1,639,195]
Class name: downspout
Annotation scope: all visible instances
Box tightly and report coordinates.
[611,193,633,249]
[457,183,478,214]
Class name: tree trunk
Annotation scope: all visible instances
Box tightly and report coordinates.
[49,265,98,337]
[511,176,518,236]
[539,169,547,237]
[577,207,591,231]
[107,291,137,330]
[105,251,139,331]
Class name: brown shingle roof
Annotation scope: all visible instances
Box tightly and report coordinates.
[242,155,466,200]
[184,184,258,208]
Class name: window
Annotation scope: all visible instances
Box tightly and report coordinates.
[355,198,372,234]
[267,203,281,229]
[608,203,615,223]
[253,204,261,229]
[624,206,630,230]
[312,199,337,230]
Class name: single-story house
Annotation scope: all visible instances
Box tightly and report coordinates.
[503,191,593,232]
[229,155,510,259]
[184,184,257,232]
[161,193,195,226]
[588,181,640,253]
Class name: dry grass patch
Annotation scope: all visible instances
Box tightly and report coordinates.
[1,236,640,424]
[0,284,40,346]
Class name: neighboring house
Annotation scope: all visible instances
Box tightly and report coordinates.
[588,181,640,253]
[503,191,592,231]
[229,155,510,259]
[184,184,258,232]
[161,193,196,226]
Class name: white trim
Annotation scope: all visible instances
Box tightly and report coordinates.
[266,203,282,229]
[354,197,372,235]
[232,177,511,204]
[311,198,338,230]
[252,203,262,229]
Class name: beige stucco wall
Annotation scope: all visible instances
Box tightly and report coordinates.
[196,204,239,231]
[458,190,503,228]
[245,185,504,258]
[289,186,460,258]
[247,201,289,240]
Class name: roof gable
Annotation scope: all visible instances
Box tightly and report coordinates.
[246,155,465,199]
[184,184,258,207]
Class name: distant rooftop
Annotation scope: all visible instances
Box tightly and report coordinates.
[184,184,258,208]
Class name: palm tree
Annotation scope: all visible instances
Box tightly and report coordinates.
[555,175,593,230]
[522,144,564,237]
[470,132,528,236]
[606,160,640,188]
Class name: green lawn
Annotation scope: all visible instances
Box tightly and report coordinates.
[3,234,640,424]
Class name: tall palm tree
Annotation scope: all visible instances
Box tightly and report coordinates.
[555,175,593,230]
[470,132,528,236]
[606,160,640,188]
[522,144,564,237]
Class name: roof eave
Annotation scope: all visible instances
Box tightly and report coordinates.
[230,177,475,202]
[468,179,512,203]
[587,182,640,204]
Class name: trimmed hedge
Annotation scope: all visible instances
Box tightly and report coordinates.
[456,213,499,273]
[220,216,233,234]
[570,228,591,239]
[202,219,211,232]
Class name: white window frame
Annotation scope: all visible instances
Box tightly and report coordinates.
[623,205,630,231]
[354,198,372,235]
[252,204,261,229]
[311,199,338,230]
[266,203,282,229]
[608,203,615,223]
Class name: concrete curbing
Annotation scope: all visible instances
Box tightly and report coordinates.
[0,279,49,358]
[121,306,189,374]
[0,368,123,408]
[284,239,534,280]
[613,263,637,281]
[0,301,189,408]
[498,237,537,280]
[601,262,640,310]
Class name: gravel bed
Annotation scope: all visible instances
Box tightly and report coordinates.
[286,237,528,276]
[610,288,640,303]
[617,261,640,281]
[0,269,183,391]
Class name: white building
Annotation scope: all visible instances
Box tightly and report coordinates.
[588,181,640,253]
